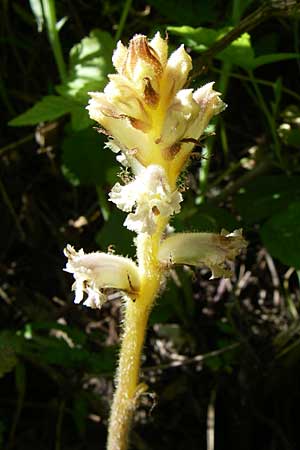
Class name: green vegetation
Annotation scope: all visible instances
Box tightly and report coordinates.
[1,1,300,449]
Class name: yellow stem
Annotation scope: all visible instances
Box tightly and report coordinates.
[107,220,167,450]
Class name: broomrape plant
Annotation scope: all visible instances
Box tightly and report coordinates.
[64,33,247,450]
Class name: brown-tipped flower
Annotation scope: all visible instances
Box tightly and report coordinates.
[158,230,247,279]
[87,33,225,186]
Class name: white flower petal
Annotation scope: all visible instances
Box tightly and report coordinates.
[83,286,107,309]
[163,45,192,95]
[112,41,128,73]
[150,32,168,67]
[109,165,183,234]
[64,245,140,308]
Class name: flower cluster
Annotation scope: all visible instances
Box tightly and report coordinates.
[87,33,225,186]
[109,164,182,234]
[64,33,246,309]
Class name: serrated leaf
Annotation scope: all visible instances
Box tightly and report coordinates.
[61,128,116,186]
[260,201,300,269]
[234,176,300,225]
[9,95,75,126]
[57,29,114,104]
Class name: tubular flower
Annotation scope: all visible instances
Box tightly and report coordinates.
[64,245,140,308]
[109,164,183,234]
[87,32,225,186]
[158,229,247,279]
[64,31,247,450]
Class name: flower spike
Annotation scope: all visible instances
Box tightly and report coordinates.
[87,32,225,185]
[64,31,246,450]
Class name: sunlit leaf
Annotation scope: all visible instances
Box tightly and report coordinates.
[9,95,75,126]
[168,26,255,69]
[56,29,114,104]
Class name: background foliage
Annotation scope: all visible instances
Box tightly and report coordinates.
[1,1,300,449]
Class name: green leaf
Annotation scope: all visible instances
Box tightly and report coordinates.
[70,105,93,131]
[149,281,178,325]
[285,129,300,148]
[0,331,21,378]
[252,53,300,69]
[148,0,217,26]
[168,26,255,69]
[218,32,254,69]
[173,203,238,232]
[57,29,114,104]
[61,127,116,186]
[168,25,223,52]
[95,209,135,257]
[30,321,87,346]
[260,201,300,269]
[234,176,300,225]
[9,95,75,126]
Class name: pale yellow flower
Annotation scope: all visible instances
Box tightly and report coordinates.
[158,229,247,279]
[87,33,225,187]
[64,245,140,308]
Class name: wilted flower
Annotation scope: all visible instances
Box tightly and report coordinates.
[109,164,182,234]
[87,32,225,186]
[64,245,140,308]
[158,229,247,279]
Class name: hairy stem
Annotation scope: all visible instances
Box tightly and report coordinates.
[107,221,166,450]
